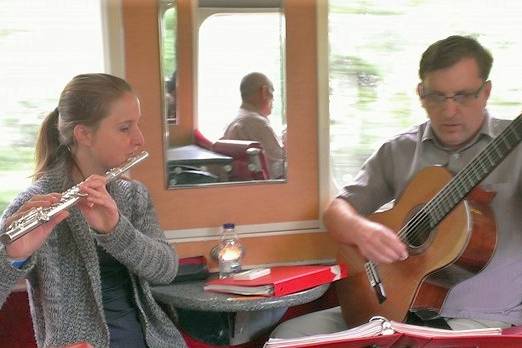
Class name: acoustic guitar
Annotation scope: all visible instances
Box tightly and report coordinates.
[336,113,522,327]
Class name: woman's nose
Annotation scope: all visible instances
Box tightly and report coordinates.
[134,127,145,147]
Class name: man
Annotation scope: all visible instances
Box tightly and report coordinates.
[166,71,176,121]
[272,35,522,338]
[222,72,285,179]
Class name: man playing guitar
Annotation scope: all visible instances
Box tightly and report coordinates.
[272,35,522,338]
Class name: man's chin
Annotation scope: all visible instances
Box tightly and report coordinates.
[442,136,467,149]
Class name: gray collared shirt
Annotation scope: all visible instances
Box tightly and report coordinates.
[339,113,522,325]
[222,108,285,179]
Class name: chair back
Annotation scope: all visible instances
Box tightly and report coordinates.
[213,139,269,180]
[193,129,214,151]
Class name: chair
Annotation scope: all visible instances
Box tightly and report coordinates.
[0,289,36,348]
[193,129,214,151]
[212,139,269,181]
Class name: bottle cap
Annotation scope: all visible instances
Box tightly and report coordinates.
[223,223,235,229]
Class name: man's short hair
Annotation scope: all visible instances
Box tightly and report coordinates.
[419,35,493,80]
[240,72,271,100]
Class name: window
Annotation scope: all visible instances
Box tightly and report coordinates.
[0,0,106,212]
[159,3,177,124]
[328,1,522,190]
[197,11,285,141]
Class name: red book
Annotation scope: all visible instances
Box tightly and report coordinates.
[203,264,348,297]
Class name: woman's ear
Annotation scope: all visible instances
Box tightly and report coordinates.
[73,124,93,147]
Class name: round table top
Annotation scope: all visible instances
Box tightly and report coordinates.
[152,279,330,312]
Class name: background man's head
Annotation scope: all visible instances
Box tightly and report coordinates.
[240,72,274,117]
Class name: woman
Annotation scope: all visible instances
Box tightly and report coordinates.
[0,74,186,347]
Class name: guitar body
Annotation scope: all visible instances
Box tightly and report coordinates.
[336,166,497,327]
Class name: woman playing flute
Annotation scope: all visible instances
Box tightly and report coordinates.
[0,74,186,348]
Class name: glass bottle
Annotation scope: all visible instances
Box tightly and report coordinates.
[218,223,242,278]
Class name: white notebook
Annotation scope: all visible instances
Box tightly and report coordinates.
[264,316,502,348]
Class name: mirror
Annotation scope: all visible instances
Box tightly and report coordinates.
[159,0,286,188]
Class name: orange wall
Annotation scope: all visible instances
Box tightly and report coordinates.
[121,0,336,265]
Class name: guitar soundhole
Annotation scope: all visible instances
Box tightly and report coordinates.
[404,205,434,253]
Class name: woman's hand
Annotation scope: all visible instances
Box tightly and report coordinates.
[77,175,119,234]
[4,193,69,260]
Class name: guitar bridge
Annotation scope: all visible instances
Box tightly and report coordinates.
[365,261,387,304]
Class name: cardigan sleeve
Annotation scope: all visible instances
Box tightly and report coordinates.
[94,180,178,285]
[0,186,43,307]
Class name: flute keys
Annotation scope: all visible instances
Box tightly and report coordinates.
[35,207,50,222]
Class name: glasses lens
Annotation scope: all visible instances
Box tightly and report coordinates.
[425,94,445,104]
[423,82,485,106]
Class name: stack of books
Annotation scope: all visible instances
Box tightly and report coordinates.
[204,263,348,297]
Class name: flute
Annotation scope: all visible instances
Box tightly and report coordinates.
[0,151,149,245]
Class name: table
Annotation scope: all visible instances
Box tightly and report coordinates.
[152,280,330,345]
[166,144,234,185]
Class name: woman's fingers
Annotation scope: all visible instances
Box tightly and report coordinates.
[4,194,69,259]
[77,174,119,233]
[5,194,63,227]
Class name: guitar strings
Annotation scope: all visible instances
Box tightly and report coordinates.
[395,116,522,245]
[364,115,522,283]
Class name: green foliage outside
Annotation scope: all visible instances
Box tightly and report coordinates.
[1,1,104,216]
[329,0,522,188]
[0,113,39,214]
[162,7,177,79]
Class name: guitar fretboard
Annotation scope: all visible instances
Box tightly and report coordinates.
[400,114,522,240]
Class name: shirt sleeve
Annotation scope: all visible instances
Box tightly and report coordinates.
[338,141,397,215]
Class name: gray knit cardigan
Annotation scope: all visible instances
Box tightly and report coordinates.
[0,168,187,348]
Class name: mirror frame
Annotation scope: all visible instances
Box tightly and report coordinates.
[160,0,287,189]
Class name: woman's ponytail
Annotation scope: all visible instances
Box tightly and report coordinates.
[33,108,64,179]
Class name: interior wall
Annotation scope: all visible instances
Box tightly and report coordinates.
[121,0,337,266]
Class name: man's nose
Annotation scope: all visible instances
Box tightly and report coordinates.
[441,98,459,116]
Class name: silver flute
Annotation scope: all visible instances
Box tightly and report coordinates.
[0,151,149,245]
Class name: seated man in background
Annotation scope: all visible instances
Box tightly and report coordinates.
[222,72,285,179]
[166,71,177,121]
[271,35,522,338]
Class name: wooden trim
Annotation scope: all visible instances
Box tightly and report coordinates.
[121,0,326,261]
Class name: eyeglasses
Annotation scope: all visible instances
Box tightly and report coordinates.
[420,81,488,107]
[265,86,274,98]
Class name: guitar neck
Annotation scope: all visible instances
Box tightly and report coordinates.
[425,114,522,226]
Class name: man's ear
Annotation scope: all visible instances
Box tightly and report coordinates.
[417,83,428,110]
[73,124,93,147]
[416,83,423,97]
[483,80,492,99]
[261,85,271,100]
